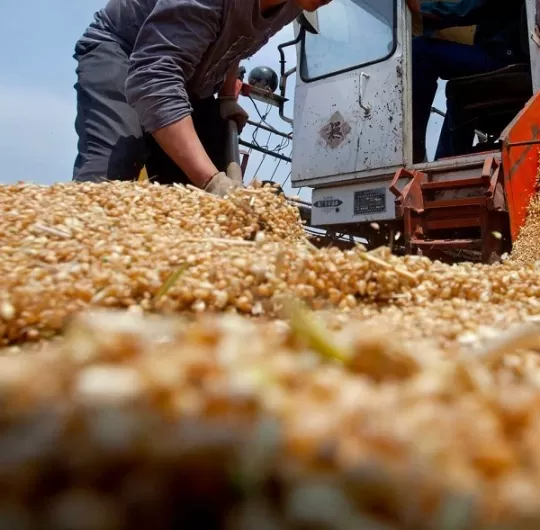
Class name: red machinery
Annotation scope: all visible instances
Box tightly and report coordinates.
[235,2,540,261]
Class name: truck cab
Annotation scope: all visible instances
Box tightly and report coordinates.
[288,0,540,260]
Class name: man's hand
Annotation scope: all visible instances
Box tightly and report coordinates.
[204,168,243,198]
[219,96,249,132]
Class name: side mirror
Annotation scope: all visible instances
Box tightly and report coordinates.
[297,11,319,34]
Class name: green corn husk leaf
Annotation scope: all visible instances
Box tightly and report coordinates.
[281,296,350,363]
[154,264,188,300]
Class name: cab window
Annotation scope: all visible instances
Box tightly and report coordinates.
[301,0,396,81]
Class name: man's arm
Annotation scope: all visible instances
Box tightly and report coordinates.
[408,0,488,27]
[153,118,219,188]
[125,0,224,188]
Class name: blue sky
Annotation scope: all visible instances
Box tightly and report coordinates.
[0,1,443,192]
[0,0,105,185]
[0,0,297,188]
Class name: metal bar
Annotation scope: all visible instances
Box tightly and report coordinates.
[279,67,297,125]
[245,119,292,139]
[238,140,292,163]
[241,84,287,108]
[421,177,488,191]
[425,217,482,230]
[287,196,312,207]
[431,106,446,118]
[411,238,482,247]
[414,152,500,172]
[506,138,540,148]
[423,197,486,209]
[293,203,311,223]
[225,120,240,166]
[430,107,488,142]
[278,35,301,125]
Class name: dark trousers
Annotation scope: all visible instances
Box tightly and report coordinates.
[412,36,509,163]
[72,41,227,184]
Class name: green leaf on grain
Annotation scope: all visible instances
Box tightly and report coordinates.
[281,296,349,363]
[155,265,188,300]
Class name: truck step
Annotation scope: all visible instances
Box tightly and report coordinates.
[421,176,489,191]
[423,197,486,209]
[410,238,482,249]
[424,216,481,231]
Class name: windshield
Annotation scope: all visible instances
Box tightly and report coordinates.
[301,0,395,81]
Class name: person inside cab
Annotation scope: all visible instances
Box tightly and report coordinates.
[72,0,330,196]
[408,0,527,163]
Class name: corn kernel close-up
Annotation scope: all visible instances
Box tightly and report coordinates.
[2,174,540,529]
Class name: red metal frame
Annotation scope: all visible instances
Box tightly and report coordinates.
[390,157,509,261]
[389,168,427,254]
[390,91,540,261]
[500,91,540,241]
[239,83,287,108]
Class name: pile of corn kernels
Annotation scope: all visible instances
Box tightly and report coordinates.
[2,177,540,528]
[510,163,540,264]
[2,181,540,347]
[0,181,419,345]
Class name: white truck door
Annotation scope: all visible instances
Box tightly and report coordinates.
[291,0,411,188]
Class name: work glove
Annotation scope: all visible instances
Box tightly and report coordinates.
[226,161,244,185]
[204,170,242,198]
[219,96,248,132]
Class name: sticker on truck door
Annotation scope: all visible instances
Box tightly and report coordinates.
[313,197,343,214]
[353,188,386,215]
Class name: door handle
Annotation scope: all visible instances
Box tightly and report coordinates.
[358,72,372,116]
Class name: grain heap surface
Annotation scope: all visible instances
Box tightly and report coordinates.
[2,310,540,529]
[3,181,540,347]
[3,178,540,528]
[0,181,416,345]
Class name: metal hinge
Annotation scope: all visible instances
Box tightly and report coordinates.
[533,25,540,47]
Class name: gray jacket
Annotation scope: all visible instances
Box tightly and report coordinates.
[78,0,300,133]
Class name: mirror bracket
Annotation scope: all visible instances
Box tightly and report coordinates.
[297,11,319,34]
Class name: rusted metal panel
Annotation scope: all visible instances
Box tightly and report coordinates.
[500,91,540,241]
[393,157,510,262]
